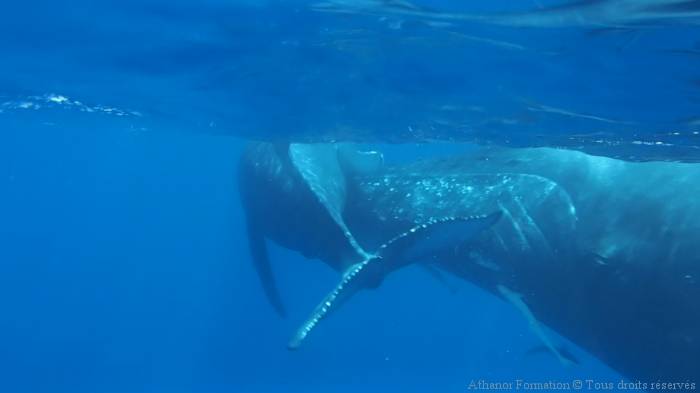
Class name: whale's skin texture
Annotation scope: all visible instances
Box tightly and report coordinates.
[237,142,359,273]
[343,147,700,384]
[237,142,700,383]
[237,142,366,318]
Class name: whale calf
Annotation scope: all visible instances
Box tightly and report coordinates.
[237,142,700,383]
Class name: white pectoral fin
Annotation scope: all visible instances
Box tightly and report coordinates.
[289,213,503,350]
[289,143,370,260]
[288,259,378,350]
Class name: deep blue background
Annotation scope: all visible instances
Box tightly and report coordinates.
[0,125,626,392]
[4,0,695,390]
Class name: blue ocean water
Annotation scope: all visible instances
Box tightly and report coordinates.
[0,130,624,392]
[1,1,698,392]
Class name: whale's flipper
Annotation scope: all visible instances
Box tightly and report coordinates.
[246,219,287,318]
[240,142,378,318]
[497,285,576,368]
[418,263,459,295]
[289,212,503,349]
[289,143,373,260]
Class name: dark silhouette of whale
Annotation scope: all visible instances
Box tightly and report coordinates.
[238,141,700,384]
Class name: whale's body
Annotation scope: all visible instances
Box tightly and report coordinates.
[238,142,700,383]
[346,148,700,382]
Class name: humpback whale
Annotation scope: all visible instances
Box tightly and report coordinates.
[237,142,501,322]
[237,142,374,318]
[238,142,700,384]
